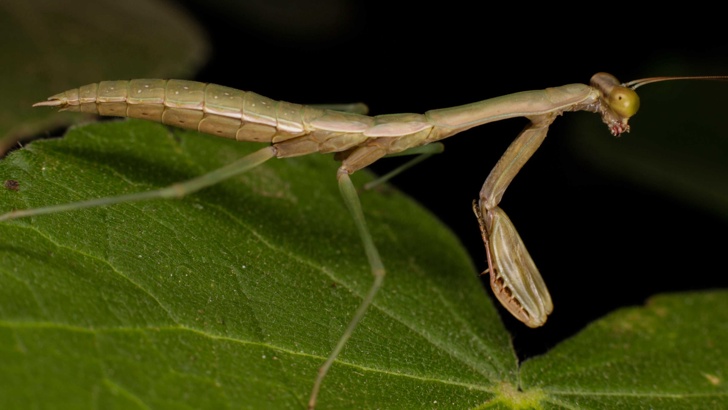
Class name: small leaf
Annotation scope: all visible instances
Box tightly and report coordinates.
[522,291,728,408]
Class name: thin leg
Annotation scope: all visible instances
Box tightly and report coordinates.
[308,170,385,410]
[0,146,276,222]
[363,143,445,190]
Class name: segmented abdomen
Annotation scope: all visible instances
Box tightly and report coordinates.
[42,79,318,143]
[36,79,442,169]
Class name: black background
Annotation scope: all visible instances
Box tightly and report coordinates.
[170,0,728,360]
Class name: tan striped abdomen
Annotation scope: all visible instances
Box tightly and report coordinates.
[45,79,318,143]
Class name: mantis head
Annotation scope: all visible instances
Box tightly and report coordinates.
[592,72,728,137]
[591,72,640,136]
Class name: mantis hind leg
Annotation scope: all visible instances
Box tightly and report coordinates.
[0,146,277,222]
[307,169,386,409]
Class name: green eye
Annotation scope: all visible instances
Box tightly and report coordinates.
[609,86,640,118]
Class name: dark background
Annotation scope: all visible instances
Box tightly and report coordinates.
[171,0,728,359]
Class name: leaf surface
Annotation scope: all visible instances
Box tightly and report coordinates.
[0,120,516,409]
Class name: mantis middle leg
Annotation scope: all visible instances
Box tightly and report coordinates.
[363,143,445,190]
[308,138,392,408]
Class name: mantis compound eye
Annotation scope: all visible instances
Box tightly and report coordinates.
[609,86,640,118]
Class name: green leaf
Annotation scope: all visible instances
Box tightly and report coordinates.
[522,291,728,409]
[0,120,516,409]
[0,0,208,149]
[2,120,727,409]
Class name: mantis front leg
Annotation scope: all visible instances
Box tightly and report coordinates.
[475,114,555,327]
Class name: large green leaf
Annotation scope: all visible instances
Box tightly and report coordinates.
[2,120,727,409]
[0,120,515,408]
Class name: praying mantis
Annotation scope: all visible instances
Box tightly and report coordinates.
[3,72,726,409]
